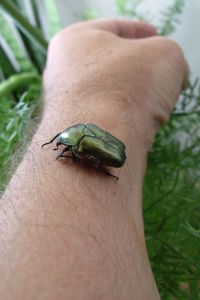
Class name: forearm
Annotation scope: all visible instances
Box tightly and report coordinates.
[0,79,160,299]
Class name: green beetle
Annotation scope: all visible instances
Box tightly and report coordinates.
[42,123,126,179]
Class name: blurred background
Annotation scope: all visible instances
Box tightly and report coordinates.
[0,1,200,299]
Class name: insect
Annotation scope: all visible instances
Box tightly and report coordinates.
[41,123,126,179]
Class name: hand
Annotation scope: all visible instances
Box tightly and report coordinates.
[44,18,188,145]
[0,19,188,300]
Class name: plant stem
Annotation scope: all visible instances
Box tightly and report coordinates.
[0,0,48,53]
[0,72,41,97]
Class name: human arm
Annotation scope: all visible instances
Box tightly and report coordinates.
[0,19,188,300]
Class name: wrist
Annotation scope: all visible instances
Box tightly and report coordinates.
[42,73,156,144]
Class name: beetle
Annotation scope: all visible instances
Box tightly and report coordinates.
[41,123,126,179]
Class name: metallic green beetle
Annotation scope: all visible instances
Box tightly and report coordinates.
[42,123,126,179]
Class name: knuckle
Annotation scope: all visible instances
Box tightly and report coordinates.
[49,21,86,45]
[154,36,184,58]
[64,21,87,32]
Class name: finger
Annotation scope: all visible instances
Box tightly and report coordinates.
[77,18,157,39]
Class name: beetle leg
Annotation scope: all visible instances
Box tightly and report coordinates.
[72,154,119,180]
[71,148,78,162]
[83,155,119,180]
[56,146,71,160]
[89,162,119,180]
[53,141,61,151]
[96,164,119,180]
[41,132,61,148]
[58,155,72,159]
[86,157,119,180]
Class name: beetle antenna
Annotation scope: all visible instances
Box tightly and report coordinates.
[41,133,61,148]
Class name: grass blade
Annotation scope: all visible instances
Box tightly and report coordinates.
[0,0,48,53]
[0,36,20,78]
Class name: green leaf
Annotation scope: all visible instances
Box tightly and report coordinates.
[0,36,20,78]
[0,0,48,53]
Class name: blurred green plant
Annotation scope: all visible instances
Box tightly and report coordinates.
[0,0,61,190]
[84,8,99,20]
[115,0,185,34]
[0,85,41,192]
[0,0,200,299]
[143,81,200,299]
[115,0,148,20]
[159,0,185,35]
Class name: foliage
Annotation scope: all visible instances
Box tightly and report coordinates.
[0,0,47,53]
[84,9,99,20]
[159,0,185,36]
[115,0,147,19]
[0,0,60,189]
[115,0,185,35]
[0,85,41,193]
[143,80,200,299]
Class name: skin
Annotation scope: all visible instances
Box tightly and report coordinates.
[0,19,188,300]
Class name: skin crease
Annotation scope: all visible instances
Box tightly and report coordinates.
[0,19,188,300]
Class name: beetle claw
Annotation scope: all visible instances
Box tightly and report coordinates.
[101,168,119,180]
[56,146,71,160]
[95,162,119,180]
